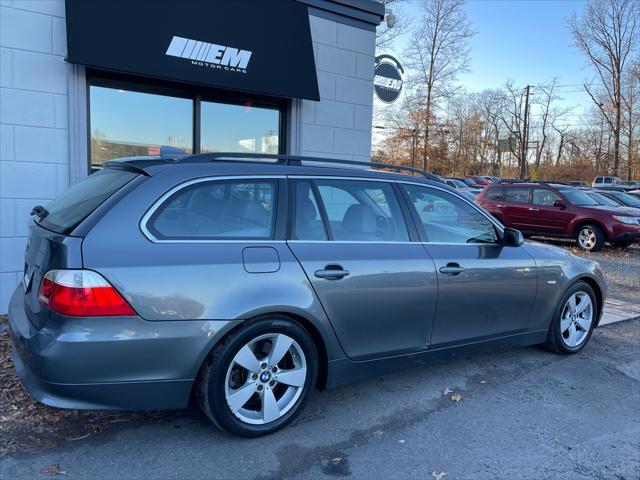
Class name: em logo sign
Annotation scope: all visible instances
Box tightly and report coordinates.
[374,55,404,104]
[166,36,252,73]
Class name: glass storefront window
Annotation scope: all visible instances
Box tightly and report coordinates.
[89,86,193,171]
[200,101,280,154]
[88,82,283,173]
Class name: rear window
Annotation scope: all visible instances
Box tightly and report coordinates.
[38,168,138,234]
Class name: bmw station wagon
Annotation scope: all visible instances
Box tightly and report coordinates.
[9,153,606,437]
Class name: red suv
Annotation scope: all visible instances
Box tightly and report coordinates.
[465,175,494,186]
[476,182,640,251]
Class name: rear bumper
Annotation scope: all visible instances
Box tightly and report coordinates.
[8,285,235,410]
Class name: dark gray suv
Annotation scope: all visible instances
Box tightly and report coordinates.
[9,153,606,437]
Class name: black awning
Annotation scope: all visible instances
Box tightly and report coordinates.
[65,0,319,101]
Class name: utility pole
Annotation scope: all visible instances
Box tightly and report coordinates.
[521,85,531,178]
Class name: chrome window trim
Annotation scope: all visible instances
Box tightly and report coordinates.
[140,173,504,244]
[140,175,285,243]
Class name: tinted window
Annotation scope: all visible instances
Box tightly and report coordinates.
[38,168,138,235]
[587,192,620,206]
[403,185,498,244]
[604,177,613,184]
[484,187,505,200]
[314,180,408,242]
[532,188,561,206]
[503,187,530,203]
[149,179,276,240]
[610,192,640,207]
[557,188,598,206]
[292,181,327,241]
[594,177,603,184]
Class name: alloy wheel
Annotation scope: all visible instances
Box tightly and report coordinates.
[560,292,593,348]
[578,228,596,250]
[224,333,307,425]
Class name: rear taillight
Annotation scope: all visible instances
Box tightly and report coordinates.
[38,270,135,317]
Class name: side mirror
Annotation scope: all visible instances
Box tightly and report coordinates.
[553,199,566,208]
[502,227,524,247]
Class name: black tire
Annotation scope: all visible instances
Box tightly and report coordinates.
[575,224,605,252]
[196,316,318,437]
[544,281,597,354]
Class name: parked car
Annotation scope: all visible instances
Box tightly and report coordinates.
[465,175,494,185]
[596,190,640,209]
[476,182,640,251]
[9,154,607,437]
[592,176,622,188]
[444,178,469,189]
[444,178,481,201]
[567,181,587,187]
[583,190,640,215]
[455,177,484,188]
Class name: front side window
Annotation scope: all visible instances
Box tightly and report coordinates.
[503,187,530,203]
[484,187,505,201]
[604,177,613,184]
[148,179,277,240]
[403,185,498,244]
[532,188,561,206]
[311,180,409,242]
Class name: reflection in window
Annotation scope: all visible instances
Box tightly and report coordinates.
[89,86,192,171]
[200,101,279,154]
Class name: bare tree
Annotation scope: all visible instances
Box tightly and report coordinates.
[621,58,640,179]
[404,0,474,171]
[570,0,639,175]
[498,80,528,176]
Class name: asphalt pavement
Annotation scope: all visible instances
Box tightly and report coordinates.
[1,318,639,480]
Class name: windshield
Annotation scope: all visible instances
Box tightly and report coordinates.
[587,192,620,206]
[557,188,599,206]
[611,192,640,207]
[449,179,467,188]
[38,168,138,234]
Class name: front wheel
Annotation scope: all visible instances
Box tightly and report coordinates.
[544,281,597,354]
[576,224,605,252]
[196,317,318,437]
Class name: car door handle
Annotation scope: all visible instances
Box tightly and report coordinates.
[528,207,539,211]
[496,204,506,208]
[439,263,464,275]
[314,265,350,280]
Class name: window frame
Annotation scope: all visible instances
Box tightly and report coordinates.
[398,183,503,245]
[86,70,288,172]
[140,175,286,243]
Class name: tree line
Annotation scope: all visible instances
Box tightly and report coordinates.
[375,0,639,182]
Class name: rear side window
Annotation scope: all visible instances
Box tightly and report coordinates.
[594,177,603,184]
[484,187,505,201]
[38,168,138,234]
[503,187,530,203]
[300,179,408,242]
[604,177,613,184]
[147,179,277,240]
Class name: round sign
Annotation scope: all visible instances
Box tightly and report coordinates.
[374,55,403,104]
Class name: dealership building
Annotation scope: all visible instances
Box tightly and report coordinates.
[0,0,385,312]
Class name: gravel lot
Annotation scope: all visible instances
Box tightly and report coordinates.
[0,240,638,479]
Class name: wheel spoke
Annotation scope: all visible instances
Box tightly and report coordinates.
[560,317,571,333]
[568,295,577,314]
[227,382,257,413]
[269,334,293,366]
[576,316,591,332]
[275,367,307,387]
[262,387,280,423]
[233,345,261,372]
[575,296,591,314]
[567,323,578,346]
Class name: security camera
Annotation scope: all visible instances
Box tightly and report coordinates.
[385,8,397,29]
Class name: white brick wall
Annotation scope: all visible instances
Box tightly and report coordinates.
[300,14,375,160]
[0,0,70,312]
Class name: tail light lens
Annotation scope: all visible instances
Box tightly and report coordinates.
[38,270,135,317]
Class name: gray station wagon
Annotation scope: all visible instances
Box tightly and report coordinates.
[9,153,606,437]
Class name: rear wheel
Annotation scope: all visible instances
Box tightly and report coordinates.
[544,281,597,354]
[196,317,317,437]
[575,224,605,252]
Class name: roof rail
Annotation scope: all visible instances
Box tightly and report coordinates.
[178,152,443,182]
